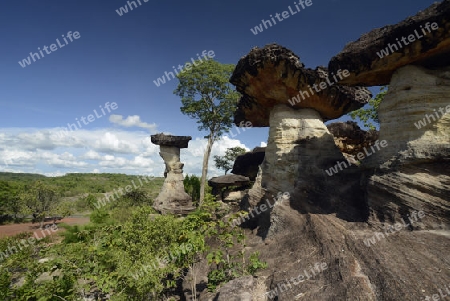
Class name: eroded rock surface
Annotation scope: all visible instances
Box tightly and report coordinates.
[151,134,195,215]
[327,121,379,158]
[230,45,370,230]
[362,65,450,228]
[230,44,371,126]
[329,0,450,86]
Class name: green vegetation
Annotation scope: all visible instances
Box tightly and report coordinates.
[184,174,201,204]
[174,59,241,204]
[214,146,247,175]
[0,172,267,300]
[349,86,387,130]
[0,172,164,224]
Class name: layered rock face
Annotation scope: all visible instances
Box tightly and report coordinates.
[230,45,370,233]
[329,0,450,229]
[151,134,195,215]
[248,106,345,203]
[362,65,450,228]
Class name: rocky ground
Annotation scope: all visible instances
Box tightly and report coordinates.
[193,207,450,301]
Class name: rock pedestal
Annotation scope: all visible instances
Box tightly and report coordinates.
[362,65,450,228]
[229,44,371,236]
[151,134,195,215]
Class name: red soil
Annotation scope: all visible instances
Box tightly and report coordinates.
[0,217,90,238]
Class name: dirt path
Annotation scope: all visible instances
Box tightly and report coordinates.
[0,217,90,238]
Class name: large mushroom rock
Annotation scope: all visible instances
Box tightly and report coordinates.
[231,146,266,181]
[327,121,379,159]
[231,44,371,127]
[329,0,450,229]
[329,0,450,86]
[230,44,371,229]
[151,134,195,215]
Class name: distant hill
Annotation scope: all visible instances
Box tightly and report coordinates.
[0,172,164,198]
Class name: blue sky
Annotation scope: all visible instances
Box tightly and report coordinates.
[0,0,437,177]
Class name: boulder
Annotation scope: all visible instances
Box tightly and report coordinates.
[212,276,266,301]
[231,147,265,181]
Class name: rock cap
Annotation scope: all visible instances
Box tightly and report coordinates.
[230,44,371,127]
[150,133,192,148]
[329,0,450,86]
[208,174,251,189]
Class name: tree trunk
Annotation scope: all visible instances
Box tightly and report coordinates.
[199,135,214,205]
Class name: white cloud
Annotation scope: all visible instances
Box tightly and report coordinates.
[0,127,249,178]
[109,115,158,133]
[260,142,267,147]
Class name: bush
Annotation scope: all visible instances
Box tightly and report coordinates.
[90,209,111,224]
[184,175,201,204]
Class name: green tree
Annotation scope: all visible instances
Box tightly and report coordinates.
[214,146,247,175]
[174,59,240,204]
[349,86,387,130]
[21,181,61,228]
[0,181,24,221]
[184,174,201,204]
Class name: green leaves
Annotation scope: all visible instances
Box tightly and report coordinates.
[174,58,241,204]
[214,146,247,174]
[349,86,387,130]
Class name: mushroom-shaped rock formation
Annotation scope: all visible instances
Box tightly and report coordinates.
[208,174,251,201]
[329,0,450,86]
[151,133,195,215]
[230,44,372,230]
[329,1,450,229]
[231,44,371,127]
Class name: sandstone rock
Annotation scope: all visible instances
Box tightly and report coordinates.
[230,44,371,127]
[208,174,251,198]
[208,174,250,189]
[231,147,265,181]
[151,134,195,215]
[151,133,192,148]
[329,0,450,86]
[230,45,370,228]
[222,190,247,202]
[213,276,266,301]
[362,65,450,228]
[327,121,379,158]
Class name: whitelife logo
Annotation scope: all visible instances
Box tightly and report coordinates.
[152,50,215,87]
[116,0,149,16]
[325,140,388,176]
[250,0,313,35]
[53,102,118,138]
[288,69,350,106]
[18,31,81,68]
[376,22,439,58]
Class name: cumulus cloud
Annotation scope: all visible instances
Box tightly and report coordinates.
[109,115,158,133]
[0,127,249,178]
[260,142,267,147]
